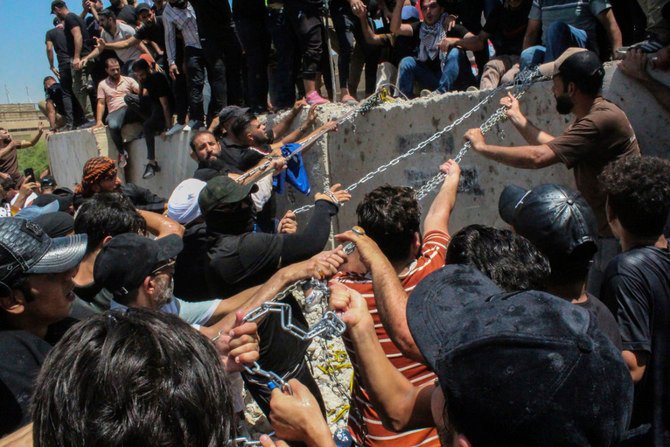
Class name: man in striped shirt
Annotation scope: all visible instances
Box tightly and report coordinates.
[331,160,461,447]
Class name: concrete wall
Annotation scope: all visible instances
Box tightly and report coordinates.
[47,62,670,233]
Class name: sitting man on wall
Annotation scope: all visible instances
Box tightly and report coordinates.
[92,58,141,168]
[392,0,477,98]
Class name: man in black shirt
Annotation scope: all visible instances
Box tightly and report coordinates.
[40,76,87,132]
[599,155,670,446]
[499,183,622,348]
[0,218,87,436]
[125,59,172,179]
[45,18,70,82]
[174,174,349,414]
[51,0,93,117]
[107,0,137,24]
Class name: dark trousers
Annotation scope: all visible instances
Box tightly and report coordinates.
[124,93,167,161]
[105,105,141,155]
[58,63,86,127]
[237,15,271,112]
[331,2,378,95]
[241,296,327,418]
[285,4,325,81]
[268,6,304,108]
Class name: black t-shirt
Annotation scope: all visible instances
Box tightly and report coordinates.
[189,0,234,44]
[482,0,531,56]
[232,0,266,19]
[577,293,623,351]
[46,27,71,67]
[218,138,270,173]
[135,19,166,49]
[85,15,101,39]
[0,331,51,436]
[63,12,92,58]
[601,246,670,442]
[142,71,173,107]
[45,83,66,115]
[107,5,137,25]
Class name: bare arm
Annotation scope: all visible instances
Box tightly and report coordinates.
[447,31,488,53]
[270,101,305,141]
[137,39,151,56]
[522,18,541,50]
[138,209,184,238]
[45,100,58,129]
[277,104,317,145]
[336,230,424,361]
[95,98,106,126]
[46,40,59,78]
[102,35,140,50]
[622,350,648,383]
[0,424,32,447]
[18,128,44,149]
[619,49,670,112]
[355,7,387,45]
[500,92,556,144]
[465,128,559,169]
[329,283,435,431]
[390,0,414,36]
[423,159,460,235]
[72,25,84,63]
[597,9,623,58]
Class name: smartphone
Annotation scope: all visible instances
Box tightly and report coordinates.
[24,168,35,181]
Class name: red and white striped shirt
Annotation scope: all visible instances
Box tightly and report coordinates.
[333,230,450,447]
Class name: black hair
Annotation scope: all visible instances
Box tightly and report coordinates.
[31,309,235,446]
[418,0,448,8]
[105,57,120,68]
[356,185,421,263]
[43,76,57,84]
[74,193,146,254]
[189,130,216,152]
[132,58,151,73]
[230,113,257,141]
[446,224,550,292]
[99,8,116,19]
[559,69,604,97]
[599,155,670,237]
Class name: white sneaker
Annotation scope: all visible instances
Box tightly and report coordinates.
[183,120,204,132]
[165,123,184,136]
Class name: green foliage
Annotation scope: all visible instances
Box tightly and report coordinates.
[18,140,49,175]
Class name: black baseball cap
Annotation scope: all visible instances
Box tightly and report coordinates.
[0,218,86,289]
[136,3,152,13]
[406,264,633,445]
[50,0,66,13]
[40,175,57,188]
[539,47,604,81]
[33,212,75,238]
[499,184,598,261]
[198,175,256,216]
[94,233,183,297]
[218,106,249,126]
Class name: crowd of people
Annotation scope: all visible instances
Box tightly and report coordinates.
[35,0,669,177]
[0,0,669,446]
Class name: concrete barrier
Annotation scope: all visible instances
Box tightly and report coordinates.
[47,62,670,233]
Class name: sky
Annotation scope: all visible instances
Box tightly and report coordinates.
[0,1,158,104]
[0,0,67,104]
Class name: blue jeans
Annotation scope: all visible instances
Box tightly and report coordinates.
[398,49,476,98]
[105,106,140,154]
[520,22,589,69]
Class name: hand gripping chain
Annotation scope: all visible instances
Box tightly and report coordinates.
[293,67,544,214]
[414,67,542,200]
[237,91,386,186]
[228,432,276,447]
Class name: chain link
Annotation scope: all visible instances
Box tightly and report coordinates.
[229,432,276,447]
[293,74,521,215]
[414,67,541,200]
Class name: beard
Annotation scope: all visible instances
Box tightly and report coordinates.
[2,137,11,144]
[555,94,574,115]
[153,275,174,308]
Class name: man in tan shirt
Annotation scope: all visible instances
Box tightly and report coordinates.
[464,47,640,292]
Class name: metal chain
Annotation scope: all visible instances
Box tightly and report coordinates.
[293,74,519,215]
[414,67,541,200]
[229,432,276,447]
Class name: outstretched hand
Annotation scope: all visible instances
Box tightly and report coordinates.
[212,311,260,372]
[315,183,351,205]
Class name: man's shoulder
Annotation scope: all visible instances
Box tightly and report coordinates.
[117,21,136,36]
[608,246,670,273]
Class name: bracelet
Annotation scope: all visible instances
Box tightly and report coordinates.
[323,190,340,206]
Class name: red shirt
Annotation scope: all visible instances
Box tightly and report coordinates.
[333,230,450,447]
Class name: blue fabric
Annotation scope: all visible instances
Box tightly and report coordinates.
[397,49,476,98]
[273,143,311,195]
[520,22,590,69]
